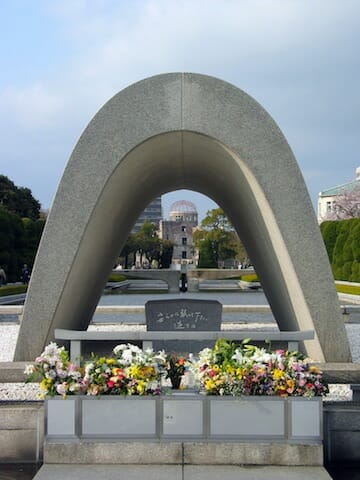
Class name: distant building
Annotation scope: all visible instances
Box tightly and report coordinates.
[317,167,360,223]
[132,197,162,233]
[160,200,198,265]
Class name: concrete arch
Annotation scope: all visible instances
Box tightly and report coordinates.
[14,73,351,362]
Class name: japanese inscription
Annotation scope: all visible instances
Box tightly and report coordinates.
[146,299,221,332]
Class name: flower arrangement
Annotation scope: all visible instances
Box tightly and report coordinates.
[25,342,83,398]
[189,338,328,397]
[164,354,187,389]
[25,339,328,399]
[83,344,166,396]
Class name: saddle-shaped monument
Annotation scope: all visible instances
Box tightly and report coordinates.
[14,73,351,363]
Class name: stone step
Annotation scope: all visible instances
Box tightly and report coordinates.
[43,440,323,466]
[33,464,333,480]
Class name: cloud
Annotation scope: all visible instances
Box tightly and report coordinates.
[0,0,359,212]
[0,84,64,130]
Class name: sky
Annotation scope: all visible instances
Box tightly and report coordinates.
[0,0,359,222]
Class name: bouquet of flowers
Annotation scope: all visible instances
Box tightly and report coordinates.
[189,338,328,397]
[165,354,187,389]
[83,344,166,396]
[25,342,83,398]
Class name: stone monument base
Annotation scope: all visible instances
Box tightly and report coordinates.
[43,440,324,466]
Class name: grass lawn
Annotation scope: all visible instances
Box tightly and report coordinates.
[0,284,27,296]
[335,283,360,296]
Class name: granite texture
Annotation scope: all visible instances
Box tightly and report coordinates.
[145,298,221,352]
[14,73,350,362]
[43,440,322,466]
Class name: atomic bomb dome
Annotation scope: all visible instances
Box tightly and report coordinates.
[169,200,198,223]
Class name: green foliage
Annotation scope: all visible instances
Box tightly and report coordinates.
[119,234,137,269]
[0,175,40,220]
[0,175,44,281]
[321,218,360,281]
[198,237,217,268]
[335,283,360,295]
[240,274,258,282]
[134,221,161,265]
[0,284,27,296]
[320,221,339,263]
[108,273,127,282]
[159,240,174,268]
[195,208,245,268]
[119,222,174,268]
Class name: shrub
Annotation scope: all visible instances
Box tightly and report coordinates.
[321,218,360,282]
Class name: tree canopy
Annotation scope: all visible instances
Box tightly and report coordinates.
[193,208,245,268]
[119,221,174,269]
[0,175,41,220]
[0,175,44,282]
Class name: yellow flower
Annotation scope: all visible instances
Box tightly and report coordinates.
[273,368,284,380]
[286,379,295,392]
[106,358,116,365]
[205,379,216,390]
[226,365,235,375]
[136,380,146,394]
[308,365,320,374]
[236,367,245,379]
[141,366,155,378]
[40,378,52,392]
[129,365,141,377]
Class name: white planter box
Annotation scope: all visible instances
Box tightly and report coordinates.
[46,394,322,443]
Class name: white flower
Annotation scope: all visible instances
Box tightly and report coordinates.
[24,364,35,375]
[232,349,247,364]
[69,383,80,393]
[85,363,94,374]
[251,349,272,364]
[56,382,67,396]
[113,344,127,355]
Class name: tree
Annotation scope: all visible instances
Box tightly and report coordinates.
[197,237,217,268]
[194,208,244,268]
[159,240,174,268]
[119,234,137,269]
[0,206,25,282]
[0,175,40,220]
[324,185,360,221]
[133,221,161,267]
[0,175,44,281]
[22,217,46,267]
[119,226,174,269]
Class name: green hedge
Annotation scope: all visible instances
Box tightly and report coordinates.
[108,273,127,282]
[321,218,360,282]
[0,284,27,296]
[335,283,360,295]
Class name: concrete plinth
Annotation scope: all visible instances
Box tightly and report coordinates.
[43,441,323,466]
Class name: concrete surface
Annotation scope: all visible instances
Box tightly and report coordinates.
[0,403,43,463]
[43,441,323,466]
[32,464,333,480]
[14,72,350,363]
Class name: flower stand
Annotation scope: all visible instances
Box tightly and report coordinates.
[46,394,322,443]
